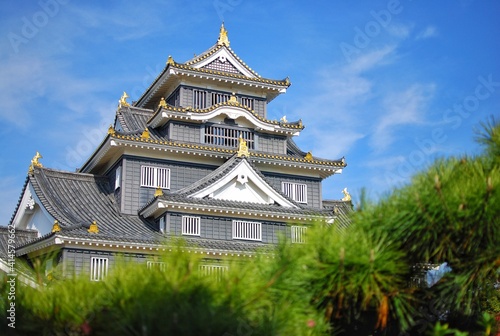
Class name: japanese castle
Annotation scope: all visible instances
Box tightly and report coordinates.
[2,25,350,280]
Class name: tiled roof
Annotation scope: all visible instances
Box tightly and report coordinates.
[322,200,353,230]
[115,106,154,132]
[28,167,162,240]
[0,226,38,258]
[146,100,303,130]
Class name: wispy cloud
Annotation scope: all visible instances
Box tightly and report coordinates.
[416,25,438,40]
[371,83,436,151]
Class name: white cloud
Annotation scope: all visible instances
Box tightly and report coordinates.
[371,83,436,150]
[416,25,438,40]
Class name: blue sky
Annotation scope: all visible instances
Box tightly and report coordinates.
[1,1,499,224]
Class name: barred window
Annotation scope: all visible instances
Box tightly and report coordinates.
[211,92,229,105]
[140,166,170,189]
[291,226,307,243]
[90,257,108,281]
[193,89,207,109]
[181,216,200,236]
[232,220,262,241]
[240,97,254,110]
[282,182,308,203]
[147,261,166,271]
[204,125,254,149]
[199,264,228,281]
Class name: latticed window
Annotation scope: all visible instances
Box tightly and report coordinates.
[147,261,166,271]
[204,125,254,149]
[199,264,228,281]
[282,182,307,203]
[140,166,170,189]
[211,92,230,105]
[90,257,108,281]
[240,97,254,110]
[181,216,200,236]
[193,89,207,109]
[291,226,307,243]
[232,220,262,241]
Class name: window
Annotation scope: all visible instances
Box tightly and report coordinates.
[232,220,262,241]
[204,125,254,149]
[282,182,308,203]
[181,216,200,236]
[211,92,229,105]
[147,261,166,271]
[115,166,122,190]
[90,257,108,281]
[141,166,170,189]
[193,89,207,109]
[159,216,167,234]
[240,97,254,110]
[291,226,307,243]
[199,264,228,281]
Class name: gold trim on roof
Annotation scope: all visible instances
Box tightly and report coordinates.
[119,92,130,107]
[217,23,230,47]
[154,187,164,197]
[88,221,99,234]
[158,97,167,109]
[51,220,61,233]
[341,188,351,202]
[304,152,313,161]
[237,136,249,157]
[141,128,150,139]
[107,125,116,136]
[167,55,174,65]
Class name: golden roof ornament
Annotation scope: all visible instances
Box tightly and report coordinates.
[141,128,150,139]
[51,220,61,233]
[341,188,351,202]
[88,221,99,234]
[28,151,43,174]
[237,136,249,157]
[304,151,313,161]
[119,92,130,107]
[217,23,230,47]
[154,187,164,197]
[158,97,167,109]
[107,125,116,136]
[166,55,174,65]
[280,115,288,123]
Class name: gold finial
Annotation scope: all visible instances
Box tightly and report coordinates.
[107,125,116,136]
[285,77,290,86]
[154,187,163,197]
[158,97,167,109]
[341,188,351,202]
[304,151,313,161]
[29,152,43,174]
[51,220,61,233]
[88,221,99,234]
[217,23,230,47]
[119,92,130,107]
[237,136,249,157]
[141,128,150,139]
[280,115,288,123]
[167,55,174,65]
[298,119,303,128]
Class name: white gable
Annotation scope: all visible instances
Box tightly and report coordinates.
[189,159,298,208]
[191,47,258,78]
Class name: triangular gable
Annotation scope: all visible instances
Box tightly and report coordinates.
[188,158,298,208]
[189,47,258,78]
